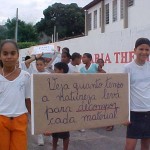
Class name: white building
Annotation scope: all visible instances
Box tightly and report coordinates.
[84,0,150,35]
[20,0,150,72]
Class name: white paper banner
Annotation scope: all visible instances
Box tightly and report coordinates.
[31,44,55,55]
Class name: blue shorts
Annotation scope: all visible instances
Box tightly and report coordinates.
[127,111,150,139]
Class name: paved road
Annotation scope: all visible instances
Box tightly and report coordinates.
[28,125,140,150]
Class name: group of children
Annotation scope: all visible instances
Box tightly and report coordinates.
[0,37,150,150]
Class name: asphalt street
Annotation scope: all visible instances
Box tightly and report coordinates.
[28,125,140,150]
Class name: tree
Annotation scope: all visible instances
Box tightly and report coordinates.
[35,3,85,40]
[5,18,38,42]
[0,25,8,41]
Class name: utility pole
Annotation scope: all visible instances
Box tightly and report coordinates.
[52,34,54,43]
[54,26,56,42]
[56,32,58,41]
[15,8,18,42]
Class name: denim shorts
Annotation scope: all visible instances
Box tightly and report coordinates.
[127,111,150,139]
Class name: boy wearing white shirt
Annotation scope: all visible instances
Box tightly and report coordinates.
[68,52,81,73]
[124,38,150,150]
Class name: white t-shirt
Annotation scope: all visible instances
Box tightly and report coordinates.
[33,70,50,74]
[124,61,150,112]
[68,63,79,73]
[0,70,31,117]
[21,62,35,74]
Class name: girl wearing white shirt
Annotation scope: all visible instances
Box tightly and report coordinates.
[0,40,31,150]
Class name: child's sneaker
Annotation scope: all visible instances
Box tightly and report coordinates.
[49,136,52,144]
[37,134,44,146]
[80,129,85,132]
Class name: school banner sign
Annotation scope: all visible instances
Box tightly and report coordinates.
[31,73,130,135]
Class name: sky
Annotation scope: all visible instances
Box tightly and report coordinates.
[0,0,92,25]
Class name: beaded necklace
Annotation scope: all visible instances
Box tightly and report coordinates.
[2,67,16,78]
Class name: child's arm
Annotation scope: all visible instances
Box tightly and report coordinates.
[25,98,31,114]
[43,132,52,136]
[25,53,43,68]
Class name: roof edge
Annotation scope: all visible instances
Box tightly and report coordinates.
[83,0,103,10]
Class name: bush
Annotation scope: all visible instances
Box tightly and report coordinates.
[18,42,38,49]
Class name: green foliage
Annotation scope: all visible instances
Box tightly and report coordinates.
[0,3,84,42]
[0,25,8,41]
[35,3,85,40]
[4,18,38,42]
[18,42,37,49]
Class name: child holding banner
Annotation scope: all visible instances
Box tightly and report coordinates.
[52,62,70,150]
[23,53,44,73]
[21,55,34,74]
[0,40,31,150]
[124,38,150,150]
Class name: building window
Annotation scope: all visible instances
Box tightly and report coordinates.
[87,13,92,30]
[94,10,97,29]
[113,0,117,22]
[105,3,109,24]
[128,0,134,7]
[120,0,124,19]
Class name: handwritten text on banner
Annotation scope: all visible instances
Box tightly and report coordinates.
[31,73,129,134]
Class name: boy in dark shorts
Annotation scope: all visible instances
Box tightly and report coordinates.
[124,38,150,150]
[52,62,70,150]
